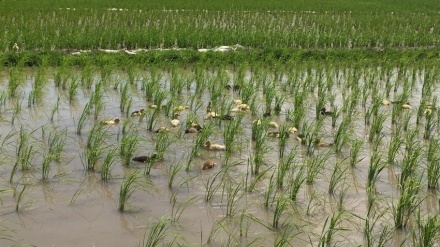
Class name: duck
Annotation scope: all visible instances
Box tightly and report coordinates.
[170,113,180,127]
[154,127,169,133]
[382,99,391,106]
[206,101,212,113]
[149,104,158,109]
[314,139,334,147]
[190,122,203,131]
[267,131,280,138]
[205,111,219,119]
[131,108,145,116]
[402,103,412,109]
[237,104,250,111]
[132,153,157,163]
[185,127,200,133]
[13,43,19,52]
[174,105,189,112]
[289,127,298,133]
[263,111,271,117]
[296,134,306,144]
[101,117,120,125]
[204,140,226,151]
[269,121,279,128]
[220,114,234,120]
[233,99,243,105]
[202,160,216,170]
[320,107,333,116]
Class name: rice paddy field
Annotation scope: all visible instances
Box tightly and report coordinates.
[1,0,440,246]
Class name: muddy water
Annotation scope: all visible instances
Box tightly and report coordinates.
[0,66,438,246]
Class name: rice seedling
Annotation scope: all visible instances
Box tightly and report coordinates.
[263,171,277,209]
[317,211,346,247]
[333,116,351,153]
[305,151,329,185]
[120,134,139,166]
[223,113,243,157]
[366,152,385,195]
[272,193,290,229]
[274,95,285,115]
[155,131,172,160]
[204,170,222,203]
[393,176,423,229]
[412,210,440,247]
[387,132,403,165]
[328,158,347,195]
[225,181,243,217]
[168,162,181,189]
[118,171,141,212]
[84,123,107,171]
[276,148,296,189]
[147,108,160,131]
[399,145,422,189]
[41,153,53,180]
[140,216,171,247]
[170,193,197,222]
[76,102,91,135]
[277,123,290,158]
[68,78,80,103]
[15,184,29,212]
[8,68,22,98]
[119,82,130,113]
[252,119,269,175]
[101,148,118,181]
[288,165,306,202]
[424,107,436,140]
[427,151,440,190]
[349,139,364,168]
[368,112,387,142]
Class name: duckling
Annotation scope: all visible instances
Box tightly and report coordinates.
[289,127,298,133]
[174,105,189,112]
[382,99,391,106]
[237,104,250,111]
[190,122,203,131]
[269,121,279,128]
[263,110,271,117]
[296,134,306,144]
[320,107,333,116]
[101,117,120,125]
[154,127,169,133]
[205,111,219,119]
[202,160,216,170]
[132,153,157,163]
[314,139,334,147]
[149,104,158,109]
[424,108,433,116]
[170,113,180,127]
[185,127,200,133]
[220,115,234,120]
[131,108,145,116]
[267,131,280,138]
[225,84,232,90]
[233,99,243,105]
[402,103,412,109]
[206,101,212,113]
[13,43,19,52]
[204,140,226,151]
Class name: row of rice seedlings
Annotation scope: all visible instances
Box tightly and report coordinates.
[10,126,37,183]
[118,171,141,212]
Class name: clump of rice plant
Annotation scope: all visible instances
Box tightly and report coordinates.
[101,148,118,181]
[84,124,107,171]
[118,171,141,212]
[393,176,423,229]
[120,133,139,166]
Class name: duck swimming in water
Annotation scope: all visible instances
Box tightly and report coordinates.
[202,160,216,170]
[101,117,120,125]
[320,107,333,116]
[204,140,226,151]
[131,108,145,116]
[132,153,158,163]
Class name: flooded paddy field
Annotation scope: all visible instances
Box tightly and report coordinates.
[0,64,439,246]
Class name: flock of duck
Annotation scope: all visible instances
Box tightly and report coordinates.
[99,94,425,170]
